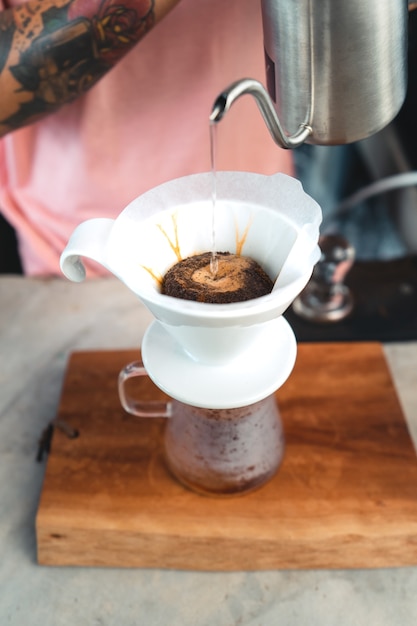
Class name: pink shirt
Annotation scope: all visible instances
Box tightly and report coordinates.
[0,0,293,275]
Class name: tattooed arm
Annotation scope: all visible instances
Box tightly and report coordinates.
[0,0,181,136]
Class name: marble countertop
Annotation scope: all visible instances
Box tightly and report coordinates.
[1,275,417,626]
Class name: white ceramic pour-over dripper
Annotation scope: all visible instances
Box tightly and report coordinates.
[60,172,322,407]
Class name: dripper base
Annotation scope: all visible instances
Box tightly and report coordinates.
[141,316,297,408]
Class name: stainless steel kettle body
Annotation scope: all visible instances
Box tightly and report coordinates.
[261,0,408,145]
[211,0,408,148]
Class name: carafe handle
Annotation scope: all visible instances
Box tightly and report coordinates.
[60,218,115,281]
[118,360,172,418]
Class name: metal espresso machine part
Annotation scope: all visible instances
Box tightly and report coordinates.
[211,0,412,332]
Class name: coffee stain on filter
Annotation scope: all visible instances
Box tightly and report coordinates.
[235,215,253,256]
[141,210,256,289]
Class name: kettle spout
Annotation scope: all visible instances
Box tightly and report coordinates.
[209,78,312,150]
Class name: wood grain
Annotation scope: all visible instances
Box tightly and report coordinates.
[36,344,417,570]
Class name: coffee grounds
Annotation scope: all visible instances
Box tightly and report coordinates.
[161,252,274,303]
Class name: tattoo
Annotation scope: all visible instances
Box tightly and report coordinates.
[0,0,155,129]
[0,13,16,74]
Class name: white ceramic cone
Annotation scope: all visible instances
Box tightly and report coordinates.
[60,171,322,406]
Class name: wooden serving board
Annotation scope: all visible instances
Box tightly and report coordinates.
[36,344,417,570]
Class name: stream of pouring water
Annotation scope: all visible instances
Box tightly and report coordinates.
[209,121,218,276]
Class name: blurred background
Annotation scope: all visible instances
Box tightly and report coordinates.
[287,10,417,342]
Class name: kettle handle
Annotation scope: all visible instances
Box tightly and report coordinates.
[60,218,115,282]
